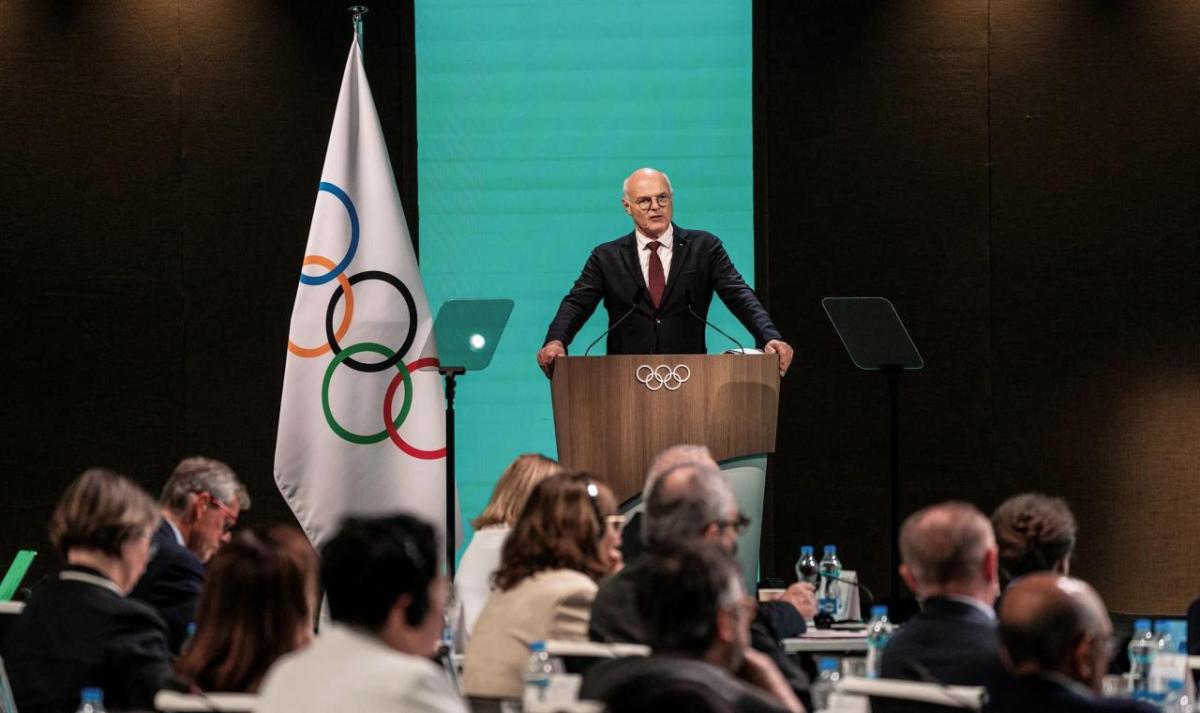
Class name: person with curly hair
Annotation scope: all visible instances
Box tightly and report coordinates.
[991,493,1077,589]
[462,471,622,699]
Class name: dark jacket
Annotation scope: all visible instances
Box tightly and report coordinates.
[589,560,809,703]
[880,596,1008,688]
[986,674,1159,713]
[1,566,171,713]
[581,655,790,713]
[544,226,782,354]
[128,519,205,653]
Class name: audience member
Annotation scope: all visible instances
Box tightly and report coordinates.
[990,573,1156,713]
[620,443,718,561]
[881,501,1007,689]
[173,526,317,693]
[2,468,170,713]
[257,514,466,713]
[581,543,803,713]
[456,453,564,639]
[130,456,250,652]
[590,462,813,702]
[463,472,622,699]
[991,493,1077,589]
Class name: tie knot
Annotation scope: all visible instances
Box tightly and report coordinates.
[644,240,663,253]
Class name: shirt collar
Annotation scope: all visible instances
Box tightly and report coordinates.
[60,566,123,596]
[635,224,674,250]
[936,594,997,621]
[164,517,186,547]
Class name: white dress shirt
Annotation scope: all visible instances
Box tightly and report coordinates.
[635,225,675,286]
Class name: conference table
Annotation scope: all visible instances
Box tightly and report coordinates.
[783,629,869,654]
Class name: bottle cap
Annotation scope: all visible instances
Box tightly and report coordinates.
[824,545,837,554]
[818,657,839,671]
[871,605,888,619]
[1134,618,1151,631]
[81,688,103,702]
[801,545,813,555]
[529,640,546,652]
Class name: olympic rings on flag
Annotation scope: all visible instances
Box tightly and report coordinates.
[321,342,413,445]
[324,271,418,373]
[384,357,448,460]
[300,182,359,286]
[288,255,355,357]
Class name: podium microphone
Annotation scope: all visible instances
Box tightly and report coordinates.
[687,292,747,353]
[584,287,646,356]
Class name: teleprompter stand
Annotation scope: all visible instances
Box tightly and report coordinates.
[432,299,513,579]
[823,297,923,599]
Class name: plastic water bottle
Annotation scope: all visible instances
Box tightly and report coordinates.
[1127,618,1154,701]
[75,688,106,713]
[810,657,842,711]
[795,545,819,588]
[1150,622,1187,706]
[522,640,564,709]
[865,605,893,678]
[818,545,843,617]
[1162,679,1191,713]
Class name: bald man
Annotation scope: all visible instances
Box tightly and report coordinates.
[991,573,1156,713]
[880,502,1008,689]
[538,168,793,377]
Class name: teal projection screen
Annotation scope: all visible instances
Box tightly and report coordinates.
[415,1,754,552]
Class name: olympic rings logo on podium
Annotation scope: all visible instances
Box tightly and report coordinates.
[636,364,691,392]
[286,181,445,460]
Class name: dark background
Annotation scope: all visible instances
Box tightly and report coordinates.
[2,1,1197,614]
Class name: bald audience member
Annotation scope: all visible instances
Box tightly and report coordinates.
[880,502,1007,689]
[989,574,1156,713]
[620,444,718,562]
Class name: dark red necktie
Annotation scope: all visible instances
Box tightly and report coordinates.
[645,240,665,308]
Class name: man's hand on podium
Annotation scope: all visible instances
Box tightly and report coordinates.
[764,339,794,377]
[537,340,567,378]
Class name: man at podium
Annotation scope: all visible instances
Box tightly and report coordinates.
[537,167,793,377]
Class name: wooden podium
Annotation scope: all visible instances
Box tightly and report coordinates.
[550,354,780,503]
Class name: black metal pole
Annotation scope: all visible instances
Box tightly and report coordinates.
[882,365,902,599]
[440,366,465,579]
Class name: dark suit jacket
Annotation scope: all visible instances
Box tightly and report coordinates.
[128,519,205,653]
[589,560,809,704]
[1,566,171,713]
[544,226,782,354]
[986,674,1158,713]
[581,655,789,713]
[880,596,1008,689]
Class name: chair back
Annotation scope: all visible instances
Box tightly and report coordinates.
[153,690,257,712]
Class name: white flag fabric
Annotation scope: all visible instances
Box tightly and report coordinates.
[274,35,447,549]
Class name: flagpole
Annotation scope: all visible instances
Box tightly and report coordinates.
[348,5,368,50]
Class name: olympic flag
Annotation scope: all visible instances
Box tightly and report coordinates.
[274,35,448,549]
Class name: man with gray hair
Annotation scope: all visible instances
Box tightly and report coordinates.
[129,456,250,652]
[537,167,793,377]
[880,501,1006,689]
[590,461,815,703]
[619,443,717,562]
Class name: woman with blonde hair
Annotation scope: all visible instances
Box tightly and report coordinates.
[462,471,623,700]
[1,468,170,713]
[455,453,564,638]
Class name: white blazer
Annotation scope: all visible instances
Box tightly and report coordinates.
[455,525,509,640]
[257,623,467,713]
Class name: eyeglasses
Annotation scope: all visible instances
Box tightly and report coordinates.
[605,514,627,532]
[722,594,757,620]
[208,497,239,533]
[710,513,751,536]
[632,193,672,210]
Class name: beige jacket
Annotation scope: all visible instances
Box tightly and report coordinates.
[462,568,598,698]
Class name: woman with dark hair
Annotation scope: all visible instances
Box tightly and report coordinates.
[462,471,623,699]
[1,468,169,713]
[173,525,317,693]
[991,492,1077,589]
